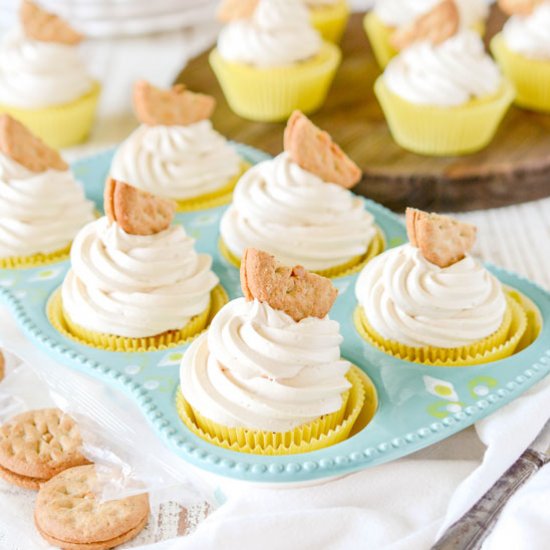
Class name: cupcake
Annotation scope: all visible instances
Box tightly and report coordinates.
[375,20,515,156]
[0,115,95,269]
[53,179,225,352]
[364,0,489,68]
[0,1,100,148]
[110,81,248,212]
[491,1,550,113]
[304,0,350,44]
[219,111,383,278]
[178,248,376,455]
[354,208,528,366]
[210,0,341,121]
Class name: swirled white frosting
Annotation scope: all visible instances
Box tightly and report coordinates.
[355,244,507,348]
[0,153,94,257]
[217,0,322,67]
[0,29,93,108]
[110,121,242,200]
[61,217,219,338]
[502,2,550,60]
[220,153,376,271]
[383,30,502,106]
[179,297,351,431]
[374,0,487,29]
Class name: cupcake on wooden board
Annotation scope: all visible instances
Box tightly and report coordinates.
[0,1,100,148]
[374,1,514,156]
[354,208,528,366]
[178,248,376,455]
[491,0,550,113]
[52,180,226,352]
[210,0,341,121]
[219,111,384,278]
[0,115,95,269]
[304,0,350,44]
[364,0,489,68]
[110,81,248,212]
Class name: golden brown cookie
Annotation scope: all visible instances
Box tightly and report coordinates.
[217,0,259,22]
[133,80,216,126]
[240,248,338,322]
[284,111,362,189]
[35,465,149,550]
[0,115,68,173]
[498,0,543,15]
[104,179,176,236]
[391,0,460,51]
[20,1,83,45]
[406,207,477,268]
[0,408,89,490]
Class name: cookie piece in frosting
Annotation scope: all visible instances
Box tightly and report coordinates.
[284,111,362,189]
[104,179,176,236]
[240,248,338,322]
[0,115,67,173]
[391,0,460,51]
[406,207,477,268]
[20,1,83,45]
[217,0,260,22]
[133,81,216,127]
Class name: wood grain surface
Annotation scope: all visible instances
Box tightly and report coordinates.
[176,6,550,212]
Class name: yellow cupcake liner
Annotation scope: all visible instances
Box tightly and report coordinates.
[491,33,550,114]
[354,293,528,367]
[0,243,72,270]
[310,0,350,44]
[175,162,250,212]
[364,12,486,69]
[209,43,341,122]
[504,287,542,352]
[47,285,229,352]
[219,228,385,279]
[374,77,515,156]
[176,366,377,455]
[0,82,101,149]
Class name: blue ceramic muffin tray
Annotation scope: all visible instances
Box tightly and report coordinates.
[1,145,549,484]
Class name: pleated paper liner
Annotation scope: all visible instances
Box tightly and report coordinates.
[219,228,385,279]
[374,78,515,156]
[0,82,101,149]
[209,43,341,122]
[310,0,350,44]
[354,292,530,367]
[0,243,72,270]
[47,285,229,352]
[176,366,377,455]
[491,34,550,114]
[175,162,251,213]
[505,287,543,352]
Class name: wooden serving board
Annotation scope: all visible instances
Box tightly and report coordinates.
[177,6,550,212]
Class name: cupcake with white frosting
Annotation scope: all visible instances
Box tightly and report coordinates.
[219,111,383,277]
[354,208,528,366]
[304,0,350,44]
[53,179,225,352]
[364,0,489,68]
[0,1,100,148]
[0,115,95,269]
[177,248,375,455]
[210,0,341,121]
[375,23,514,155]
[110,81,248,211]
[491,1,550,113]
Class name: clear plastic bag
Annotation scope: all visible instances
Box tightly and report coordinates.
[0,306,218,548]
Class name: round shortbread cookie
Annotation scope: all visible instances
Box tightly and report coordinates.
[35,465,149,548]
[0,408,89,482]
[0,462,42,490]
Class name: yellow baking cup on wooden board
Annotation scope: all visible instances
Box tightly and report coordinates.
[176,366,377,455]
[354,293,528,367]
[48,285,228,352]
[310,0,350,44]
